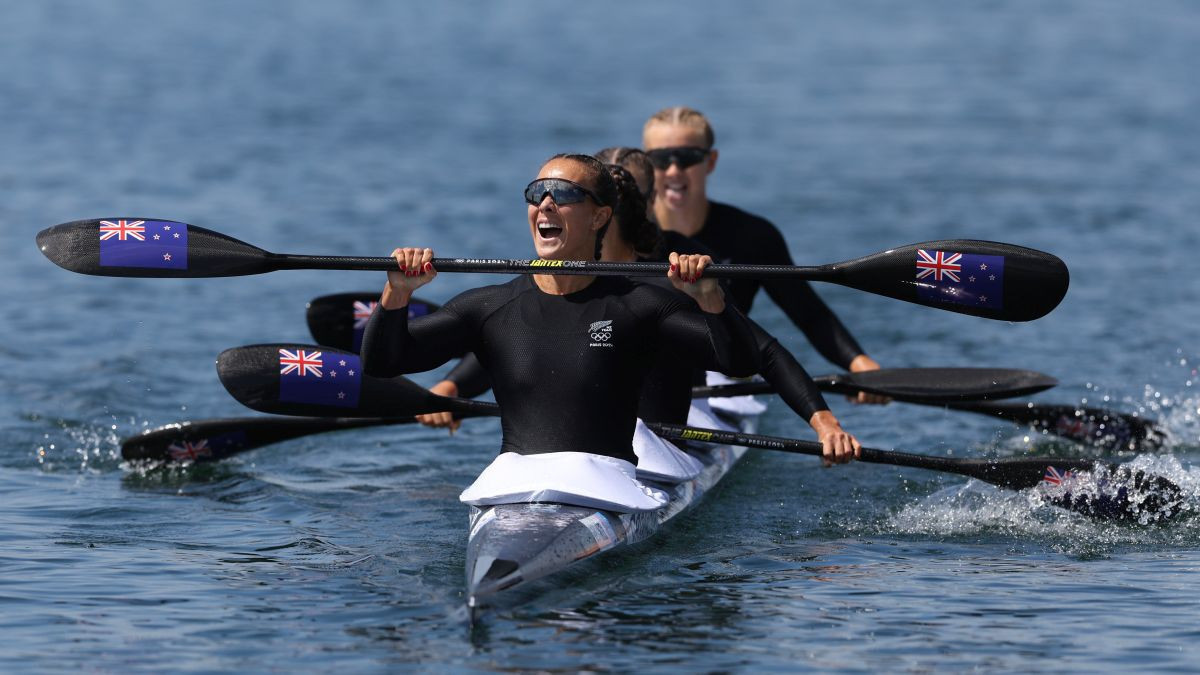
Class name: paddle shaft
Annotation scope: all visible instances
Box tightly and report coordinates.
[275,254,834,279]
[644,422,1096,488]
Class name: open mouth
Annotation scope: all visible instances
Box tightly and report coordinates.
[663,181,688,201]
[537,222,563,239]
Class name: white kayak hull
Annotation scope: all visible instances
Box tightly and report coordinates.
[464,410,758,615]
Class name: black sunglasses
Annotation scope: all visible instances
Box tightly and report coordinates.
[646,146,710,170]
[524,178,604,207]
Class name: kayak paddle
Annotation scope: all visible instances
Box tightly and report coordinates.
[122,416,416,463]
[301,294,1057,403]
[699,382,1165,450]
[644,423,1187,523]
[695,367,1057,404]
[38,218,1068,321]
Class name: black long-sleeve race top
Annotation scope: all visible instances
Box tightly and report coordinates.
[636,231,830,425]
[361,275,760,464]
[690,201,865,369]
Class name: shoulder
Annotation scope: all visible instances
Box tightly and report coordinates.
[709,201,782,238]
[622,279,694,318]
[443,277,529,317]
[658,229,717,258]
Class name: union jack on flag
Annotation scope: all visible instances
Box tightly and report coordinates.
[353,300,378,329]
[279,349,323,377]
[1043,465,1073,486]
[915,249,962,282]
[99,219,146,241]
[168,439,211,461]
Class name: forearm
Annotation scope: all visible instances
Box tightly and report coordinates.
[765,279,865,369]
[360,304,469,378]
[755,328,829,420]
[674,302,762,378]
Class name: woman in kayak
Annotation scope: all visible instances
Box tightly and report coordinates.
[642,106,888,404]
[596,150,860,466]
[361,153,762,512]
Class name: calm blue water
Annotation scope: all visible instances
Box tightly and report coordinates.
[3,0,1200,670]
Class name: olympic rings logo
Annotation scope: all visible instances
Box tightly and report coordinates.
[590,332,611,341]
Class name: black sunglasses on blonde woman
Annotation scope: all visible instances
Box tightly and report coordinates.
[646,146,710,170]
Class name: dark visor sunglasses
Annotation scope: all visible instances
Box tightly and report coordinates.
[524,178,604,207]
[646,146,710,170]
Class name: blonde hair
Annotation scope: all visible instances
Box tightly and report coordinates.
[643,106,715,148]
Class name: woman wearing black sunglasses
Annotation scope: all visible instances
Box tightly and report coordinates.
[360,153,762,511]
[596,153,861,467]
[643,107,888,405]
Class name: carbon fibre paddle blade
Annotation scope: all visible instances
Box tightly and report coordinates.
[216,343,497,418]
[306,293,440,352]
[121,416,396,463]
[36,218,275,278]
[948,401,1167,451]
[822,239,1069,322]
[817,367,1058,402]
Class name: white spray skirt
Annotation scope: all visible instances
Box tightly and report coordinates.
[632,417,705,483]
[459,451,669,512]
[687,397,740,432]
[704,371,769,417]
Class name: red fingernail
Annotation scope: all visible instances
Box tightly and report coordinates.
[669,264,677,272]
[424,262,433,272]
[399,263,406,270]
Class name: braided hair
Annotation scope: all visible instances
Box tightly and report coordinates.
[595,146,656,200]
[604,163,663,257]
[546,153,617,259]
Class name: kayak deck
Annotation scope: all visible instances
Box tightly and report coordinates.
[465,413,757,616]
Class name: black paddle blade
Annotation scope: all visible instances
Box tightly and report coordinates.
[819,367,1058,403]
[36,218,274,278]
[306,293,440,352]
[693,367,1057,403]
[950,401,1167,451]
[216,343,488,418]
[1039,465,1187,522]
[121,416,397,463]
[895,454,1186,522]
[827,240,1069,322]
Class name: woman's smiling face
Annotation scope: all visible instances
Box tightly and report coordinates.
[527,158,611,260]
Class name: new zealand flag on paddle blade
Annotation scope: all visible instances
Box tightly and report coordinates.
[167,431,249,462]
[98,220,188,270]
[914,249,1004,310]
[278,348,361,408]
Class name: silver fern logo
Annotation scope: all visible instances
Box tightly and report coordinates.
[588,320,614,347]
